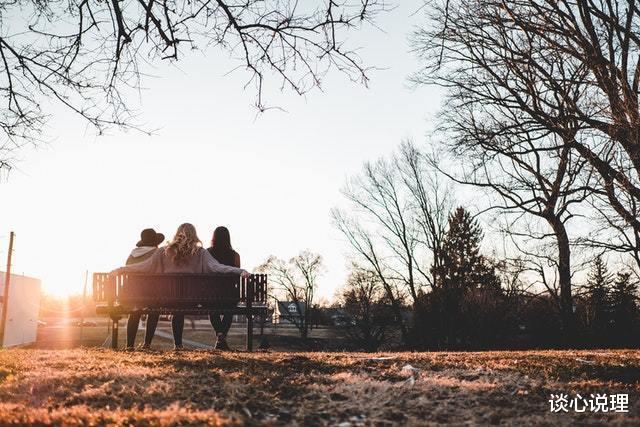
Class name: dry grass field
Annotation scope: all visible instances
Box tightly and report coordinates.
[0,348,638,425]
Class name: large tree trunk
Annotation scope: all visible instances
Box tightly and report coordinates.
[549,217,574,343]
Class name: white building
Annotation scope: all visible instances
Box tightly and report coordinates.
[0,273,41,348]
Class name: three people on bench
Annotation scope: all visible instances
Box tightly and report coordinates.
[118,223,249,350]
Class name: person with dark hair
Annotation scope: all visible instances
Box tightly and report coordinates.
[207,226,241,350]
[125,228,165,350]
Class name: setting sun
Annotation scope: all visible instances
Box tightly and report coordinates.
[40,273,87,298]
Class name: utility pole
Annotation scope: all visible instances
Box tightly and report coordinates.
[0,231,15,348]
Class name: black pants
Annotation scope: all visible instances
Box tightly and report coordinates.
[209,313,233,335]
[126,313,160,348]
[172,314,185,346]
[171,313,232,346]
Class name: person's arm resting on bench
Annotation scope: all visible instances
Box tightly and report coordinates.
[203,250,250,277]
[111,248,162,275]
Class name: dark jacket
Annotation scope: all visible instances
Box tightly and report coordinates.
[207,247,240,267]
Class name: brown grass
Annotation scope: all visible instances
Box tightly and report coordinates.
[0,349,638,425]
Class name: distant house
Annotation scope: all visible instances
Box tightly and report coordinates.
[273,301,306,324]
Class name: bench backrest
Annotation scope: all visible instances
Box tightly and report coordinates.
[93,273,268,309]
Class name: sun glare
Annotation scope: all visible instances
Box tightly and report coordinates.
[42,275,87,299]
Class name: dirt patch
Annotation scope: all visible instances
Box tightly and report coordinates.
[0,367,13,384]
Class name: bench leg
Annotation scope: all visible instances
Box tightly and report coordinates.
[111,316,120,350]
[247,314,253,352]
[259,314,270,350]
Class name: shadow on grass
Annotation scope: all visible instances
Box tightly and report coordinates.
[3,349,639,425]
[1,351,345,418]
[0,367,13,384]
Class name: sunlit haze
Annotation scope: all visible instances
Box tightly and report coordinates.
[2,2,440,300]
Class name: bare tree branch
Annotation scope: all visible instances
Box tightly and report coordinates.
[0,0,388,170]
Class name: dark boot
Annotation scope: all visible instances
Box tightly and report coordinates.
[214,333,231,351]
[172,314,185,349]
[126,312,142,349]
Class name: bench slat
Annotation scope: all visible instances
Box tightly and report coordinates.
[95,306,269,316]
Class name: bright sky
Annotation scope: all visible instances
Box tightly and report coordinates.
[1,2,442,300]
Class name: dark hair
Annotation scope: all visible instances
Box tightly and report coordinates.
[209,226,236,266]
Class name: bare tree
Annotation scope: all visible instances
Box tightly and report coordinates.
[332,208,410,341]
[338,263,394,351]
[398,141,452,288]
[412,0,640,264]
[257,250,323,339]
[577,190,640,269]
[410,0,640,334]
[0,0,387,171]
[332,140,454,343]
[424,127,593,333]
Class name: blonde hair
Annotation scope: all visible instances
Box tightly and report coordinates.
[166,223,202,266]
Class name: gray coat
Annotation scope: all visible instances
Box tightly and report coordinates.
[120,246,245,275]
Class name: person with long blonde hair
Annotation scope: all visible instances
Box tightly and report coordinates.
[165,223,205,266]
[115,223,249,349]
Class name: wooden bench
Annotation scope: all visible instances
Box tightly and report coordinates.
[93,272,268,351]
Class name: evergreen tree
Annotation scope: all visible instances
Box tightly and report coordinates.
[610,271,639,346]
[430,207,502,348]
[584,256,612,345]
[434,207,500,291]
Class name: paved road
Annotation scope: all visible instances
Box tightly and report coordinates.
[101,327,214,349]
[152,330,213,349]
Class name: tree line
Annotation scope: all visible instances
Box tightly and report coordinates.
[335,164,640,350]
[333,0,640,350]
